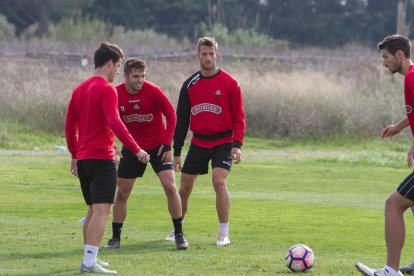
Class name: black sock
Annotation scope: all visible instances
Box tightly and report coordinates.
[172,217,183,234]
[112,222,123,240]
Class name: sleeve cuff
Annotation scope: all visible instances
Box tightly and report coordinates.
[173,147,182,156]
[232,140,242,148]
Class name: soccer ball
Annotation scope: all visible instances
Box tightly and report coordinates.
[284,244,314,272]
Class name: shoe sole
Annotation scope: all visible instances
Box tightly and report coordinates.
[354,264,370,276]
[104,245,120,249]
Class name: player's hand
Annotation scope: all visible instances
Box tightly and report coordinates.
[231,147,242,164]
[70,159,78,177]
[173,156,182,172]
[136,149,150,164]
[157,145,172,163]
[115,148,123,165]
[381,124,401,139]
[408,142,414,168]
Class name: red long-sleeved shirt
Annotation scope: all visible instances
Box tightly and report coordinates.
[116,81,176,150]
[405,65,414,135]
[174,69,246,156]
[65,76,141,160]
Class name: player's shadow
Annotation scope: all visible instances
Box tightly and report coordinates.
[105,239,183,254]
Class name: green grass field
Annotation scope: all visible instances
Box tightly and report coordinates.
[2,137,414,275]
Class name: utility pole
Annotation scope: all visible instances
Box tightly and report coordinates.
[397,0,409,36]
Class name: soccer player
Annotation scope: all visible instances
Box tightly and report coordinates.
[355,35,414,276]
[168,37,246,246]
[104,58,188,250]
[65,42,150,274]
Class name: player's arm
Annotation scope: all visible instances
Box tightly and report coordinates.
[230,83,246,164]
[157,87,177,162]
[64,93,79,175]
[173,83,191,171]
[405,73,414,167]
[381,118,409,139]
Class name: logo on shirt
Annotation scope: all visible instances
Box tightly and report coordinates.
[215,90,221,97]
[123,114,153,123]
[407,105,413,114]
[120,106,125,112]
[191,103,222,115]
[134,104,139,111]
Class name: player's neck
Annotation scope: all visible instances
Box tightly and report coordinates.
[125,85,140,95]
[200,67,219,77]
[94,68,111,82]
[401,59,414,76]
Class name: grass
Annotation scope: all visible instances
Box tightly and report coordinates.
[1,136,414,275]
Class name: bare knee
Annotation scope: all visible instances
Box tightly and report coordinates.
[163,183,177,198]
[179,185,191,199]
[213,177,227,193]
[116,187,132,202]
[385,192,411,214]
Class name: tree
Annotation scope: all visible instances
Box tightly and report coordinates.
[0,0,94,36]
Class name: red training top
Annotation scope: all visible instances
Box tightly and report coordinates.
[174,69,246,156]
[116,81,176,150]
[65,76,141,160]
[405,65,414,136]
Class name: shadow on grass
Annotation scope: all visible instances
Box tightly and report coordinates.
[100,239,187,254]
[0,239,183,260]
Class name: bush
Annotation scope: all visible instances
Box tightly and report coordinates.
[199,23,288,50]
[0,52,407,140]
[0,14,16,41]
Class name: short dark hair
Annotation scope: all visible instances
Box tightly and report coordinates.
[197,37,218,52]
[124,58,148,75]
[377,35,412,58]
[94,41,125,69]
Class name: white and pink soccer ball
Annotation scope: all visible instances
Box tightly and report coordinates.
[285,244,315,272]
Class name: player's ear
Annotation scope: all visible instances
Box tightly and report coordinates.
[396,49,405,59]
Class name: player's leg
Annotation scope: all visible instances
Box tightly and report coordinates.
[211,143,233,246]
[158,170,182,219]
[158,169,188,249]
[179,173,198,217]
[79,160,118,274]
[394,171,414,273]
[384,192,412,271]
[86,203,112,245]
[82,208,92,245]
[179,143,209,217]
[106,147,145,249]
[212,168,230,224]
[357,171,414,276]
[212,168,231,246]
[105,177,135,249]
[165,143,206,241]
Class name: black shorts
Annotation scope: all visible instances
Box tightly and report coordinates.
[77,159,117,205]
[117,146,173,179]
[181,143,232,175]
[397,170,414,201]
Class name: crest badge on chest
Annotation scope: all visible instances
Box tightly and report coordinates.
[133,104,140,111]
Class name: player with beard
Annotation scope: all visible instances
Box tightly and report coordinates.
[105,58,188,250]
[356,35,414,276]
[166,37,246,246]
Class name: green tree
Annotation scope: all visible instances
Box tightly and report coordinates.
[0,0,94,36]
